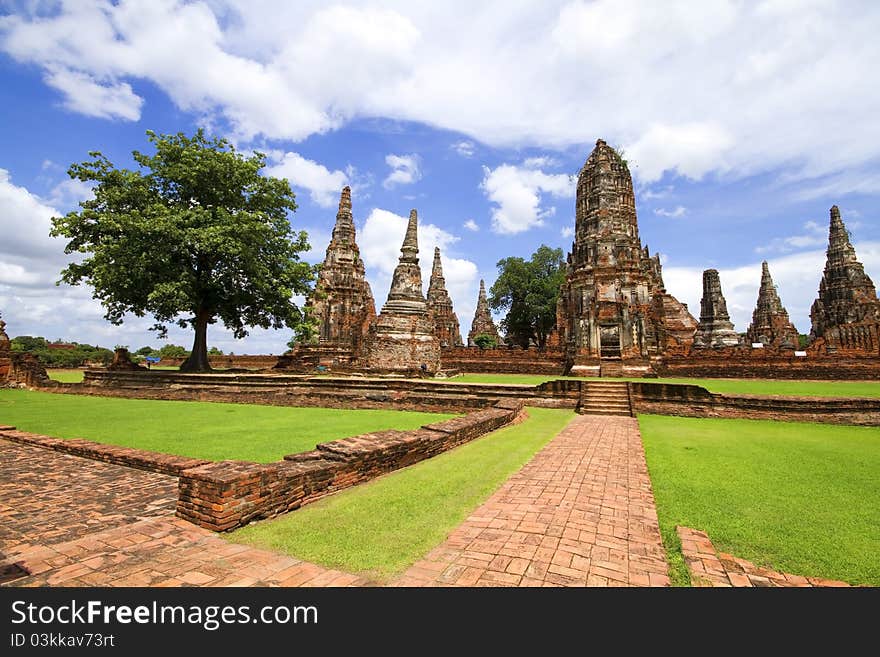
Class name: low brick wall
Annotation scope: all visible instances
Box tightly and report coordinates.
[656,355,880,380]
[157,355,279,369]
[0,425,209,476]
[440,346,566,375]
[630,382,880,426]
[176,399,525,531]
[71,370,546,412]
[0,399,525,533]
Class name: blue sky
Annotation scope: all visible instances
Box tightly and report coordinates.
[1,1,879,354]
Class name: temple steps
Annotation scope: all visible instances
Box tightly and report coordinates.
[577,381,634,417]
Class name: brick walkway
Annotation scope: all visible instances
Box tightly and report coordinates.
[3,415,668,588]
[393,414,669,586]
[0,440,178,559]
[677,527,852,587]
[1,439,366,588]
[5,517,369,587]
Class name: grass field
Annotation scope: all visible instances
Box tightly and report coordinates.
[640,414,880,586]
[449,373,880,398]
[0,389,453,462]
[47,369,86,383]
[231,407,575,581]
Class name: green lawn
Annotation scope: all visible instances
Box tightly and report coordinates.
[0,389,453,463]
[231,407,575,581]
[450,373,880,398]
[640,414,880,586]
[47,369,86,383]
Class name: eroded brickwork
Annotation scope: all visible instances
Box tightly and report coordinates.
[427,247,463,347]
[810,206,880,355]
[692,269,741,348]
[556,139,696,372]
[746,261,799,348]
[366,210,440,373]
[467,279,501,346]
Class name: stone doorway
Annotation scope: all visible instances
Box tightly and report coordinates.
[599,325,621,359]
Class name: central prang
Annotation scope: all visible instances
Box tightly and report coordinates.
[556,139,697,375]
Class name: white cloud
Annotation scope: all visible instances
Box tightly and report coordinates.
[662,242,880,334]
[0,169,66,260]
[43,67,143,121]
[463,219,479,232]
[653,206,688,218]
[46,178,94,211]
[561,226,574,238]
[481,160,575,235]
[383,153,422,189]
[2,2,878,189]
[359,208,478,329]
[755,220,827,254]
[452,140,475,157]
[265,152,349,207]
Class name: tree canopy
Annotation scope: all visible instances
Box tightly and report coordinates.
[50,129,315,371]
[488,245,565,349]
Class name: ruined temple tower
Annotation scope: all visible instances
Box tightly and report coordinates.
[366,210,441,373]
[809,206,880,353]
[693,269,741,348]
[557,139,696,374]
[746,261,799,348]
[276,187,376,370]
[467,280,501,346]
[427,247,463,347]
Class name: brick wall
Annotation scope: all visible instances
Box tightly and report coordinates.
[176,399,525,531]
[630,382,880,425]
[657,354,880,380]
[440,346,566,374]
[157,355,279,369]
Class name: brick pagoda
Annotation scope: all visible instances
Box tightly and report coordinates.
[366,210,440,373]
[693,269,741,348]
[275,186,376,370]
[427,247,463,347]
[746,261,799,348]
[809,206,880,354]
[467,280,501,346]
[556,139,696,374]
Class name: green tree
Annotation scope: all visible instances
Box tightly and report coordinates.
[158,344,189,359]
[208,346,224,356]
[50,129,315,372]
[489,245,565,349]
[472,334,497,350]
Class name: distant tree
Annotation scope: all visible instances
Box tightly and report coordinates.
[208,346,224,356]
[134,346,157,357]
[798,334,810,349]
[158,344,189,359]
[51,129,315,372]
[489,245,565,349]
[10,336,47,352]
[473,334,497,350]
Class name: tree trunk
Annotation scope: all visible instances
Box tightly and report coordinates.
[180,310,212,372]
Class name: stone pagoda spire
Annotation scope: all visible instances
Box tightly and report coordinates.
[366,209,441,373]
[468,279,501,346]
[306,186,376,351]
[556,138,696,372]
[809,206,880,351]
[746,261,799,348]
[0,312,9,353]
[427,247,463,347]
[693,269,741,348]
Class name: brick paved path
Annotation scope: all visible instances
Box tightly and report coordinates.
[394,415,669,586]
[2,414,668,587]
[1,439,367,587]
[5,517,369,587]
[1,440,178,559]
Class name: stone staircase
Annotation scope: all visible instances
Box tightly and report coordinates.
[576,380,634,417]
